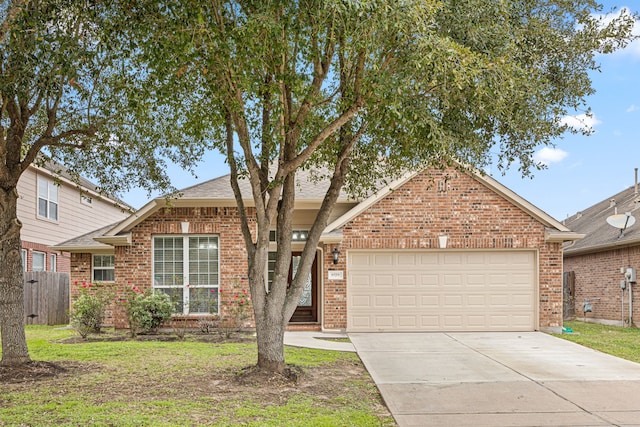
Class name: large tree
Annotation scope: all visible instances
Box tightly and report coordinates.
[122,0,636,373]
[0,0,205,366]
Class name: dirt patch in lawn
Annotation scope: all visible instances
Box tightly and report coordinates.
[0,360,96,384]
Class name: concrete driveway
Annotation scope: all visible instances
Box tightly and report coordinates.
[349,332,640,426]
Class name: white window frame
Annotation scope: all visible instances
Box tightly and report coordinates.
[32,251,46,272]
[50,253,57,272]
[37,175,59,221]
[92,255,115,282]
[152,235,220,315]
[21,249,27,272]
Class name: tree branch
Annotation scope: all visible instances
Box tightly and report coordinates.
[0,0,30,45]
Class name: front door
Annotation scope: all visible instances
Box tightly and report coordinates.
[289,252,318,323]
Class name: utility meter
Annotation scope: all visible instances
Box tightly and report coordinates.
[621,279,627,290]
[625,268,637,283]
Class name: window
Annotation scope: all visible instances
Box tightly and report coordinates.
[21,250,27,272]
[32,251,46,272]
[37,176,59,221]
[50,254,57,272]
[269,229,309,242]
[93,255,114,281]
[153,235,219,315]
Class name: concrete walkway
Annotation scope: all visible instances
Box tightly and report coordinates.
[350,332,640,427]
[283,330,356,352]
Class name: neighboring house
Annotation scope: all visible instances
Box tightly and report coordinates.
[17,162,131,274]
[54,167,581,333]
[563,170,640,326]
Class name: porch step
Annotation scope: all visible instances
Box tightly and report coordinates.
[286,323,321,332]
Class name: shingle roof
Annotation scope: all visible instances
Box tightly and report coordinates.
[564,184,640,255]
[52,223,118,250]
[177,167,354,201]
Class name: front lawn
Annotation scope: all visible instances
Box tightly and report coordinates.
[560,320,640,363]
[0,326,395,426]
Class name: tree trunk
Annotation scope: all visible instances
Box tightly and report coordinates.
[255,308,286,373]
[0,186,30,366]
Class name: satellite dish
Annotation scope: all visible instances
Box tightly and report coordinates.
[606,213,636,236]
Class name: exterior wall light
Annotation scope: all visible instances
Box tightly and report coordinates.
[332,247,340,265]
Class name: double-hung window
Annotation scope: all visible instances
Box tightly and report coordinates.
[50,254,57,272]
[93,255,114,281]
[32,251,46,272]
[153,236,219,315]
[37,176,58,221]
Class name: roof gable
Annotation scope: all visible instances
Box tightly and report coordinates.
[324,167,579,242]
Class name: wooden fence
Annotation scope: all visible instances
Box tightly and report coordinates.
[563,271,576,320]
[23,272,70,326]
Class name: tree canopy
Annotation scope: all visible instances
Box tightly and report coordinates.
[113,0,635,372]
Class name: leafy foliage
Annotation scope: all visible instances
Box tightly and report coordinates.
[123,288,174,337]
[112,0,637,371]
[70,282,113,339]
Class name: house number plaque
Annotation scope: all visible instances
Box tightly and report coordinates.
[328,270,344,280]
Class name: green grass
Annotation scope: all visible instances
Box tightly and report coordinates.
[559,320,640,363]
[0,326,395,427]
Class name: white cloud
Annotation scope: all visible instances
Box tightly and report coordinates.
[559,113,602,132]
[534,147,568,166]
[627,104,638,113]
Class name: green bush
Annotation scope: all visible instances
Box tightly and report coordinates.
[124,288,173,337]
[70,282,112,339]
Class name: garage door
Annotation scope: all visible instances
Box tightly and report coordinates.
[347,250,536,332]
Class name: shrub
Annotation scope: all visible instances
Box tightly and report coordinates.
[124,287,173,337]
[70,282,112,339]
[219,288,252,337]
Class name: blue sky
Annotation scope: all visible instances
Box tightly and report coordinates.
[121,2,640,222]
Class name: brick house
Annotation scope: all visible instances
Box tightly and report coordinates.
[55,167,581,333]
[563,171,640,326]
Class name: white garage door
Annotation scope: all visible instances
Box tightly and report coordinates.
[347,250,536,332]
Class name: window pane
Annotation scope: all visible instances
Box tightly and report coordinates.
[21,250,26,272]
[94,269,114,282]
[38,198,48,217]
[49,202,58,220]
[156,288,183,313]
[33,252,45,272]
[50,254,57,272]
[38,177,48,197]
[49,184,58,202]
[189,288,218,314]
[153,237,184,288]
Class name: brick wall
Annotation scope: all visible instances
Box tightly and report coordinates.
[68,168,564,332]
[71,207,255,328]
[21,240,70,273]
[321,168,563,330]
[564,246,640,326]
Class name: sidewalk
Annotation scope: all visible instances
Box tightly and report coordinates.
[283,331,356,352]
